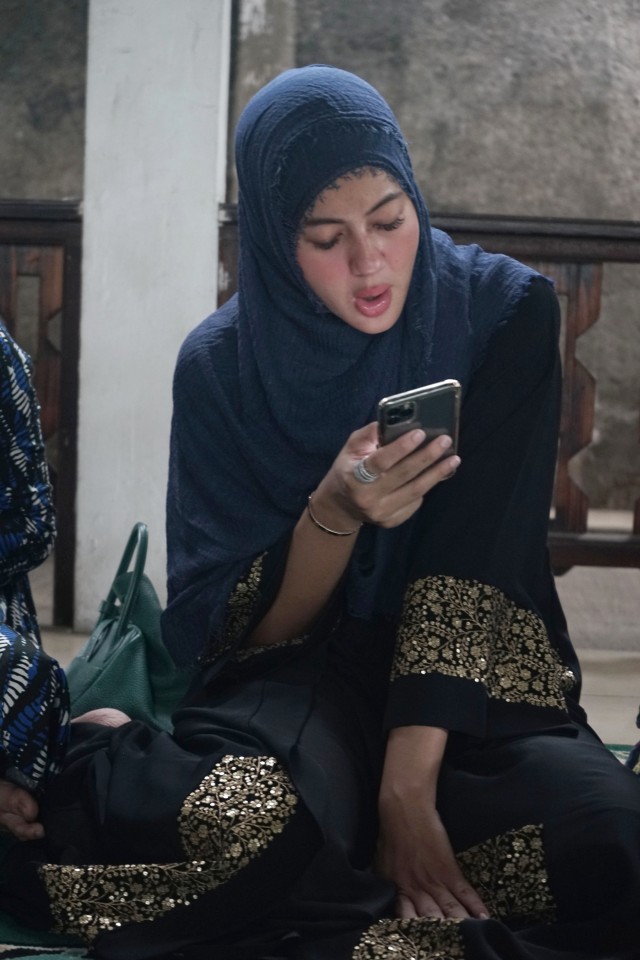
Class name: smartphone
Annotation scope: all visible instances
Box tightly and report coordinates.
[378,379,461,453]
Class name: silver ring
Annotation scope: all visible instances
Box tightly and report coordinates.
[353,457,379,484]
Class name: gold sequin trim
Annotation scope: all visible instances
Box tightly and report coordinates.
[234,634,306,660]
[179,754,298,872]
[353,824,554,958]
[40,859,218,943]
[392,576,575,709]
[353,918,464,959]
[222,553,308,661]
[458,823,556,925]
[206,554,264,660]
[40,755,297,943]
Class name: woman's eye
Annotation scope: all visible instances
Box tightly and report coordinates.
[378,216,405,232]
[312,236,340,251]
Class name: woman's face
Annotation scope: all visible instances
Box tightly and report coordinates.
[296,169,420,335]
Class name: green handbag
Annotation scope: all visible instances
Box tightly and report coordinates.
[66,522,195,731]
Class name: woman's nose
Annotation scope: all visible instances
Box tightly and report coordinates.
[350,234,382,275]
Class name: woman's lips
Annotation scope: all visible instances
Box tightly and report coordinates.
[354,285,392,317]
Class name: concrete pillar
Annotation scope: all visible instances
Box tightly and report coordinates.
[76,0,231,627]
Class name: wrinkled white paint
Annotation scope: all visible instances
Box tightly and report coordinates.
[239,0,268,41]
[76,0,231,628]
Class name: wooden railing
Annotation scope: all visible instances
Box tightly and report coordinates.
[0,199,82,625]
[219,205,640,572]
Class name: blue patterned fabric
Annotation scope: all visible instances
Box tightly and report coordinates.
[0,321,56,646]
[163,65,542,665]
[0,625,69,794]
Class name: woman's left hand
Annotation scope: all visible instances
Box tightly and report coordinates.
[377,796,490,920]
[376,725,489,921]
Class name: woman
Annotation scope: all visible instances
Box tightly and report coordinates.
[1,66,639,960]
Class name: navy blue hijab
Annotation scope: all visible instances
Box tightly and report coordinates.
[163,66,538,665]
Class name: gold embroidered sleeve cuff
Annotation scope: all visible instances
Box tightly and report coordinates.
[385,575,576,737]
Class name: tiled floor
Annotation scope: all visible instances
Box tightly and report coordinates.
[553,561,640,747]
[572,649,639,747]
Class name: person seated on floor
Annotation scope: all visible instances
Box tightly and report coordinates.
[0,66,639,960]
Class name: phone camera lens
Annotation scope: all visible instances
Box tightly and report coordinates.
[387,401,416,426]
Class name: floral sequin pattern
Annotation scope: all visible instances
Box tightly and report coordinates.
[458,823,556,926]
[353,918,465,959]
[40,755,298,943]
[392,575,575,709]
[179,754,298,876]
[353,824,555,958]
[212,554,264,658]
[41,860,220,943]
[219,554,306,662]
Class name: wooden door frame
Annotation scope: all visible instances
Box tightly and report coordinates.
[0,199,82,626]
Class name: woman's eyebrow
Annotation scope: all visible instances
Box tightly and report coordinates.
[366,191,404,215]
[302,191,404,227]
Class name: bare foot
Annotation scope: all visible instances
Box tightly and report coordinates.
[0,779,43,841]
[71,707,131,728]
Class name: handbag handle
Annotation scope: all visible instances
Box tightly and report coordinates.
[100,522,149,641]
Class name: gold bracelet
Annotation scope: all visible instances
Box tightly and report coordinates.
[307,494,362,537]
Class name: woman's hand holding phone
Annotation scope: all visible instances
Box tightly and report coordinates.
[253,394,460,647]
[312,419,460,533]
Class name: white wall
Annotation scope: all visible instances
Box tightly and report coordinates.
[76,0,231,628]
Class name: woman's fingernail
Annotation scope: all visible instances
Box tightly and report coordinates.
[438,435,452,449]
[479,912,489,920]
[441,456,461,480]
[411,429,426,443]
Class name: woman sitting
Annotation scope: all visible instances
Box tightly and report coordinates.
[0,66,639,960]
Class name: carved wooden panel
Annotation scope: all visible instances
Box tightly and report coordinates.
[531,260,602,537]
[0,245,64,463]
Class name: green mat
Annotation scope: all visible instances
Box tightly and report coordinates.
[0,906,84,957]
[607,743,635,764]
